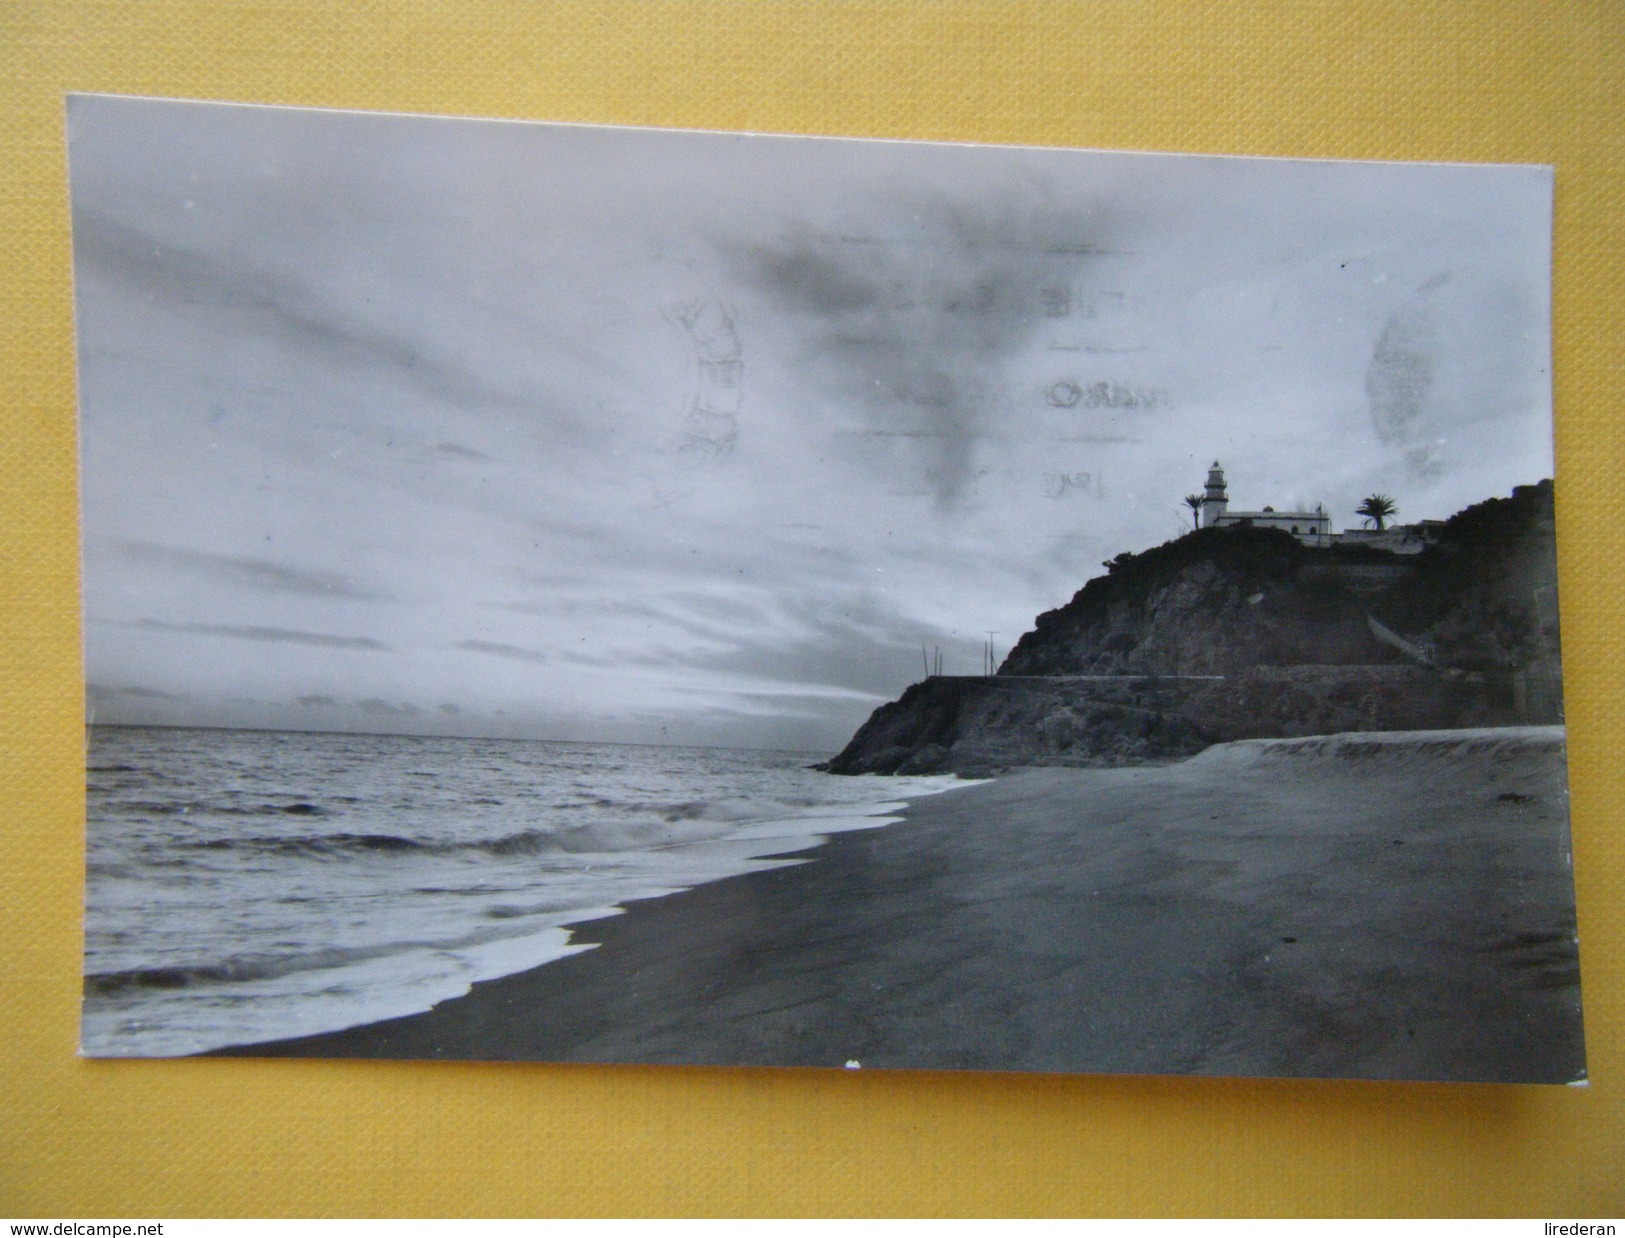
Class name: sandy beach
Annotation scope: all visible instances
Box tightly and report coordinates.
[221,727,1584,1083]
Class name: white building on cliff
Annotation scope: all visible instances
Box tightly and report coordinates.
[1197,462,1440,553]
[1199,462,1331,539]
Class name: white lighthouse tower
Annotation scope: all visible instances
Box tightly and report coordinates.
[1190,463,1338,544]
[1201,461,1229,527]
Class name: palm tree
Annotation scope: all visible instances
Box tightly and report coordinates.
[1357,494,1398,531]
[1183,494,1204,530]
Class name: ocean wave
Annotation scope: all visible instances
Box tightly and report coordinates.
[84,942,406,994]
[170,814,741,861]
[121,799,332,818]
[507,813,735,854]
[187,831,427,856]
[649,795,818,825]
[82,728,956,1055]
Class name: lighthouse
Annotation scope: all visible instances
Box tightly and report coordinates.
[1201,461,1229,527]
[1189,463,1339,544]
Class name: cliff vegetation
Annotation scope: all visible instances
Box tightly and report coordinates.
[826,481,1561,776]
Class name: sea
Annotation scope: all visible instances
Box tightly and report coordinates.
[82,726,963,1057]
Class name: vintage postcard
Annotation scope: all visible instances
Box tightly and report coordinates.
[71,96,1581,1082]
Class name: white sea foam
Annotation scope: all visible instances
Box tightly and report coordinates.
[81,728,965,1056]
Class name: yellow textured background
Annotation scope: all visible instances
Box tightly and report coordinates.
[2,0,1621,1217]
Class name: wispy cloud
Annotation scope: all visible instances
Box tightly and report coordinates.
[735,189,1118,509]
[119,542,382,601]
[73,210,550,419]
[132,619,390,650]
[70,99,1554,747]
[455,639,549,664]
[87,682,184,702]
[357,697,417,716]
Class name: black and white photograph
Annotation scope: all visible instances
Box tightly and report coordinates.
[71,94,1582,1083]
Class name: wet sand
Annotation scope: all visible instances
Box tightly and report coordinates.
[220,727,1585,1083]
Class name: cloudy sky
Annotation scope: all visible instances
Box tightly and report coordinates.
[69,96,1554,751]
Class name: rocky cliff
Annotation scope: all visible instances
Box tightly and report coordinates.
[826,481,1562,776]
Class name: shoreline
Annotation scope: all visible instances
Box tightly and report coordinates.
[215,727,1585,1083]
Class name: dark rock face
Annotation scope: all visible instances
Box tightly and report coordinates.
[826,481,1562,776]
[824,677,1215,777]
